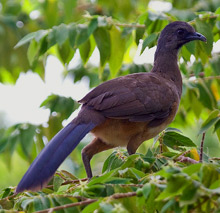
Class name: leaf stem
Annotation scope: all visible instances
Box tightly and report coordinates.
[200,132,206,162]
[35,192,137,213]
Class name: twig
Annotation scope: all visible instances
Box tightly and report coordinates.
[110,191,137,199]
[210,157,220,161]
[35,198,96,213]
[35,191,137,213]
[176,155,199,164]
[202,76,220,80]
[46,177,88,189]
[188,15,219,25]
[105,183,144,188]
[200,132,206,163]
[115,23,145,28]
[175,150,199,164]
[188,75,220,82]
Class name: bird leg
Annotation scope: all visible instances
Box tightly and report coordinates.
[81,137,115,179]
[127,134,144,155]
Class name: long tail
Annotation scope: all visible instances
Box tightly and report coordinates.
[16,121,96,193]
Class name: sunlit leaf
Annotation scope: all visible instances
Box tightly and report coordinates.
[93,27,111,68]
[109,26,126,77]
[195,19,213,56]
[163,131,196,149]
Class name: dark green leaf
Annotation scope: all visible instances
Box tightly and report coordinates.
[93,27,111,68]
[68,24,78,49]
[141,33,158,54]
[109,26,126,77]
[196,80,216,110]
[15,31,47,48]
[195,19,213,56]
[19,124,37,161]
[135,28,145,45]
[214,119,220,132]
[54,24,69,46]
[40,94,79,119]
[76,25,89,46]
[53,175,64,192]
[163,131,196,149]
[57,40,75,65]
[79,37,95,64]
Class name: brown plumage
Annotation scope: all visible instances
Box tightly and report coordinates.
[16,21,206,193]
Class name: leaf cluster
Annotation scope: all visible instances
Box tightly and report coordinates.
[1,129,220,212]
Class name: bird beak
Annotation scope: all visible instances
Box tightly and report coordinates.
[186,32,207,42]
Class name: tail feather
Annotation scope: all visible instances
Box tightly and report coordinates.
[16,121,96,193]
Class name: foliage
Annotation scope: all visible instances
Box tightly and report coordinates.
[1,131,220,212]
[0,0,220,212]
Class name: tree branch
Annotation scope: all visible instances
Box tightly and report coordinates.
[115,23,145,28]
[200,132,206,163]
[35,192,137,213]
[35,198,97,213]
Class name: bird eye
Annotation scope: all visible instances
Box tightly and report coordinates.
[177,29,185,36]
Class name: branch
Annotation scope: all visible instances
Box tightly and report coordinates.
[115,23,145,28]
[46,177,88,189]
[187,75,220,82]
[35,198,96,213]
[177,155,199,164]
[200,132,206,163]
[35,192,137,213]
[175,150,199,164]
[188,15,219,25]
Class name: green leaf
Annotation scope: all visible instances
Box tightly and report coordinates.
[109,26,126,77]
[156,174,190,200]
[142,183,151,199]
[141,33,158,54]
[102,151,126,173]
[196,80,216,110]
[195,19,213,56]
[53,175,64,192]
[54,24,69,46]
[199,109,220,134]
[93,27,111,68]
[81,200,102,213]
[214,119,220,132]
[135,28,145,45]
[163,131,196,149]
[57,40,75,65]
[182,163,202,176]
[27,39,39,67]
[14,32,37,48]
[79,36,96,64]
[88,18,98,35]
[76,24,90,46]
[69,24,77,49]
[41,94,79,119]
[19,124,37,161]
[200,164,220,188]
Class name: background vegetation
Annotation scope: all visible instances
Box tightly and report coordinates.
[0,0,220,212]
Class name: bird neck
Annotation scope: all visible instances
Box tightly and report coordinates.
[151,49,182,97]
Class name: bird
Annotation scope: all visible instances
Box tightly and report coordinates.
[16,21,206,193]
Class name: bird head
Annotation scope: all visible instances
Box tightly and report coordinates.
[157,21,206,50]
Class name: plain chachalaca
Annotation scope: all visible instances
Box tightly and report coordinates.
[16,21,206,193]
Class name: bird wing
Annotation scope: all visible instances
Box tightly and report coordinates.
[79,72,179,124]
